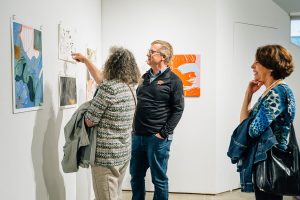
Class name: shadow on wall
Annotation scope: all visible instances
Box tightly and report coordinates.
[76,88,95,200]
[31,83,65,200]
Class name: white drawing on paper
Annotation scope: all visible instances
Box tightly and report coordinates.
[58,24,77,63]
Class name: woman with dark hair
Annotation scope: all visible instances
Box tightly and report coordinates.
[72,47,141,200]
[240,44,296,200]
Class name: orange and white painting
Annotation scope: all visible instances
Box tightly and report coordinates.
[170,54,200,97]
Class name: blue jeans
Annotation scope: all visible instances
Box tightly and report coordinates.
[130,134,172,200]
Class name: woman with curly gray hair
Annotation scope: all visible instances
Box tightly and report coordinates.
[72,47,140,200]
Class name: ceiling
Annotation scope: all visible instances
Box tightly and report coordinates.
[273,0,300,15]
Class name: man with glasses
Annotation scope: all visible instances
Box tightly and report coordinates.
[130,40,185,200]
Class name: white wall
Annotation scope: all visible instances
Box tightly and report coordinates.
[0,0,101,199]
[102,0,300,194]
[215,0,300,193]
[101,0,218,194]
[1,0,300,199]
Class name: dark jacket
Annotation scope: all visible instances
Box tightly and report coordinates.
[133,68,184,138]
[227,117,278,192]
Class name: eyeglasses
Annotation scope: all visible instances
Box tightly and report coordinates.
[148,49,161,55]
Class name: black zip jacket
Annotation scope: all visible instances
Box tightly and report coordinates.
[133,68,184,138]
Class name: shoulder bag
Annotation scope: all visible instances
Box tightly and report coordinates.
[255,87,300,196]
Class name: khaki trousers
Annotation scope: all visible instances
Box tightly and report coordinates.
[91,161,129,200]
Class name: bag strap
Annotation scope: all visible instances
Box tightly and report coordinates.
[126,83,137,107]
[281,84,298,147]
[282,84,293,119]
[126,83,137,132]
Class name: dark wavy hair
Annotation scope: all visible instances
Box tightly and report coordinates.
[103,46,141,85]
[256,44,294,79]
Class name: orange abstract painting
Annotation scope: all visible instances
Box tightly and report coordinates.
[169,54,200,97]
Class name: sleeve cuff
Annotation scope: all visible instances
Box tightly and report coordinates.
[159,131,168,139]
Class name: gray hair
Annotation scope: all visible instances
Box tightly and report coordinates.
[151,40,173,64]
[103,46,141,85]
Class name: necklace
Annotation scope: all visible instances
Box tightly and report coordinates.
[262,79,283,97]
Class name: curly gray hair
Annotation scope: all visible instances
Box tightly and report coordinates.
[103,46,141,85]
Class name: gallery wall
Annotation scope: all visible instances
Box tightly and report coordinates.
[215,0,300,192]
[0,0,101,199]
[1,0,300,199]
[101,0,300,194]
[218,0,300,193]
[101,0,218,194]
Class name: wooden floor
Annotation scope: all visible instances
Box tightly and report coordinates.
[122,190,296,200]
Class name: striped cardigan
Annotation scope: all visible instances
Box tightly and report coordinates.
[85,79,135,166]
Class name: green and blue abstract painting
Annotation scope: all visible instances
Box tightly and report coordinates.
[12,21,43,113]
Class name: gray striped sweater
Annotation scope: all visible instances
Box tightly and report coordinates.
[85,79,135,166]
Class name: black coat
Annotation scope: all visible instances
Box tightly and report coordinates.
[133,68,184,138]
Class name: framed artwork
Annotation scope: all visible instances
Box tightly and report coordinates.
[59,75,77,109]
[86,47,97,63]
[11,20,44,113]
[170,54,201,97]
[58,24,77,63]
[86,48,97,100]
[86,72,97,101]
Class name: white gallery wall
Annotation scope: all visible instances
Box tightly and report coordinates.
[0,0,101,199]
[101,0,218,193]
[1,0,300,199]
[215,0,300,192]
[101,0,300,194]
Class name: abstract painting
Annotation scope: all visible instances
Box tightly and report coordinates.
[59,76,77,108]
[86,48,97,100]
[11,20,44,113]
[58,24,77,63]
[170,54,200,97]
